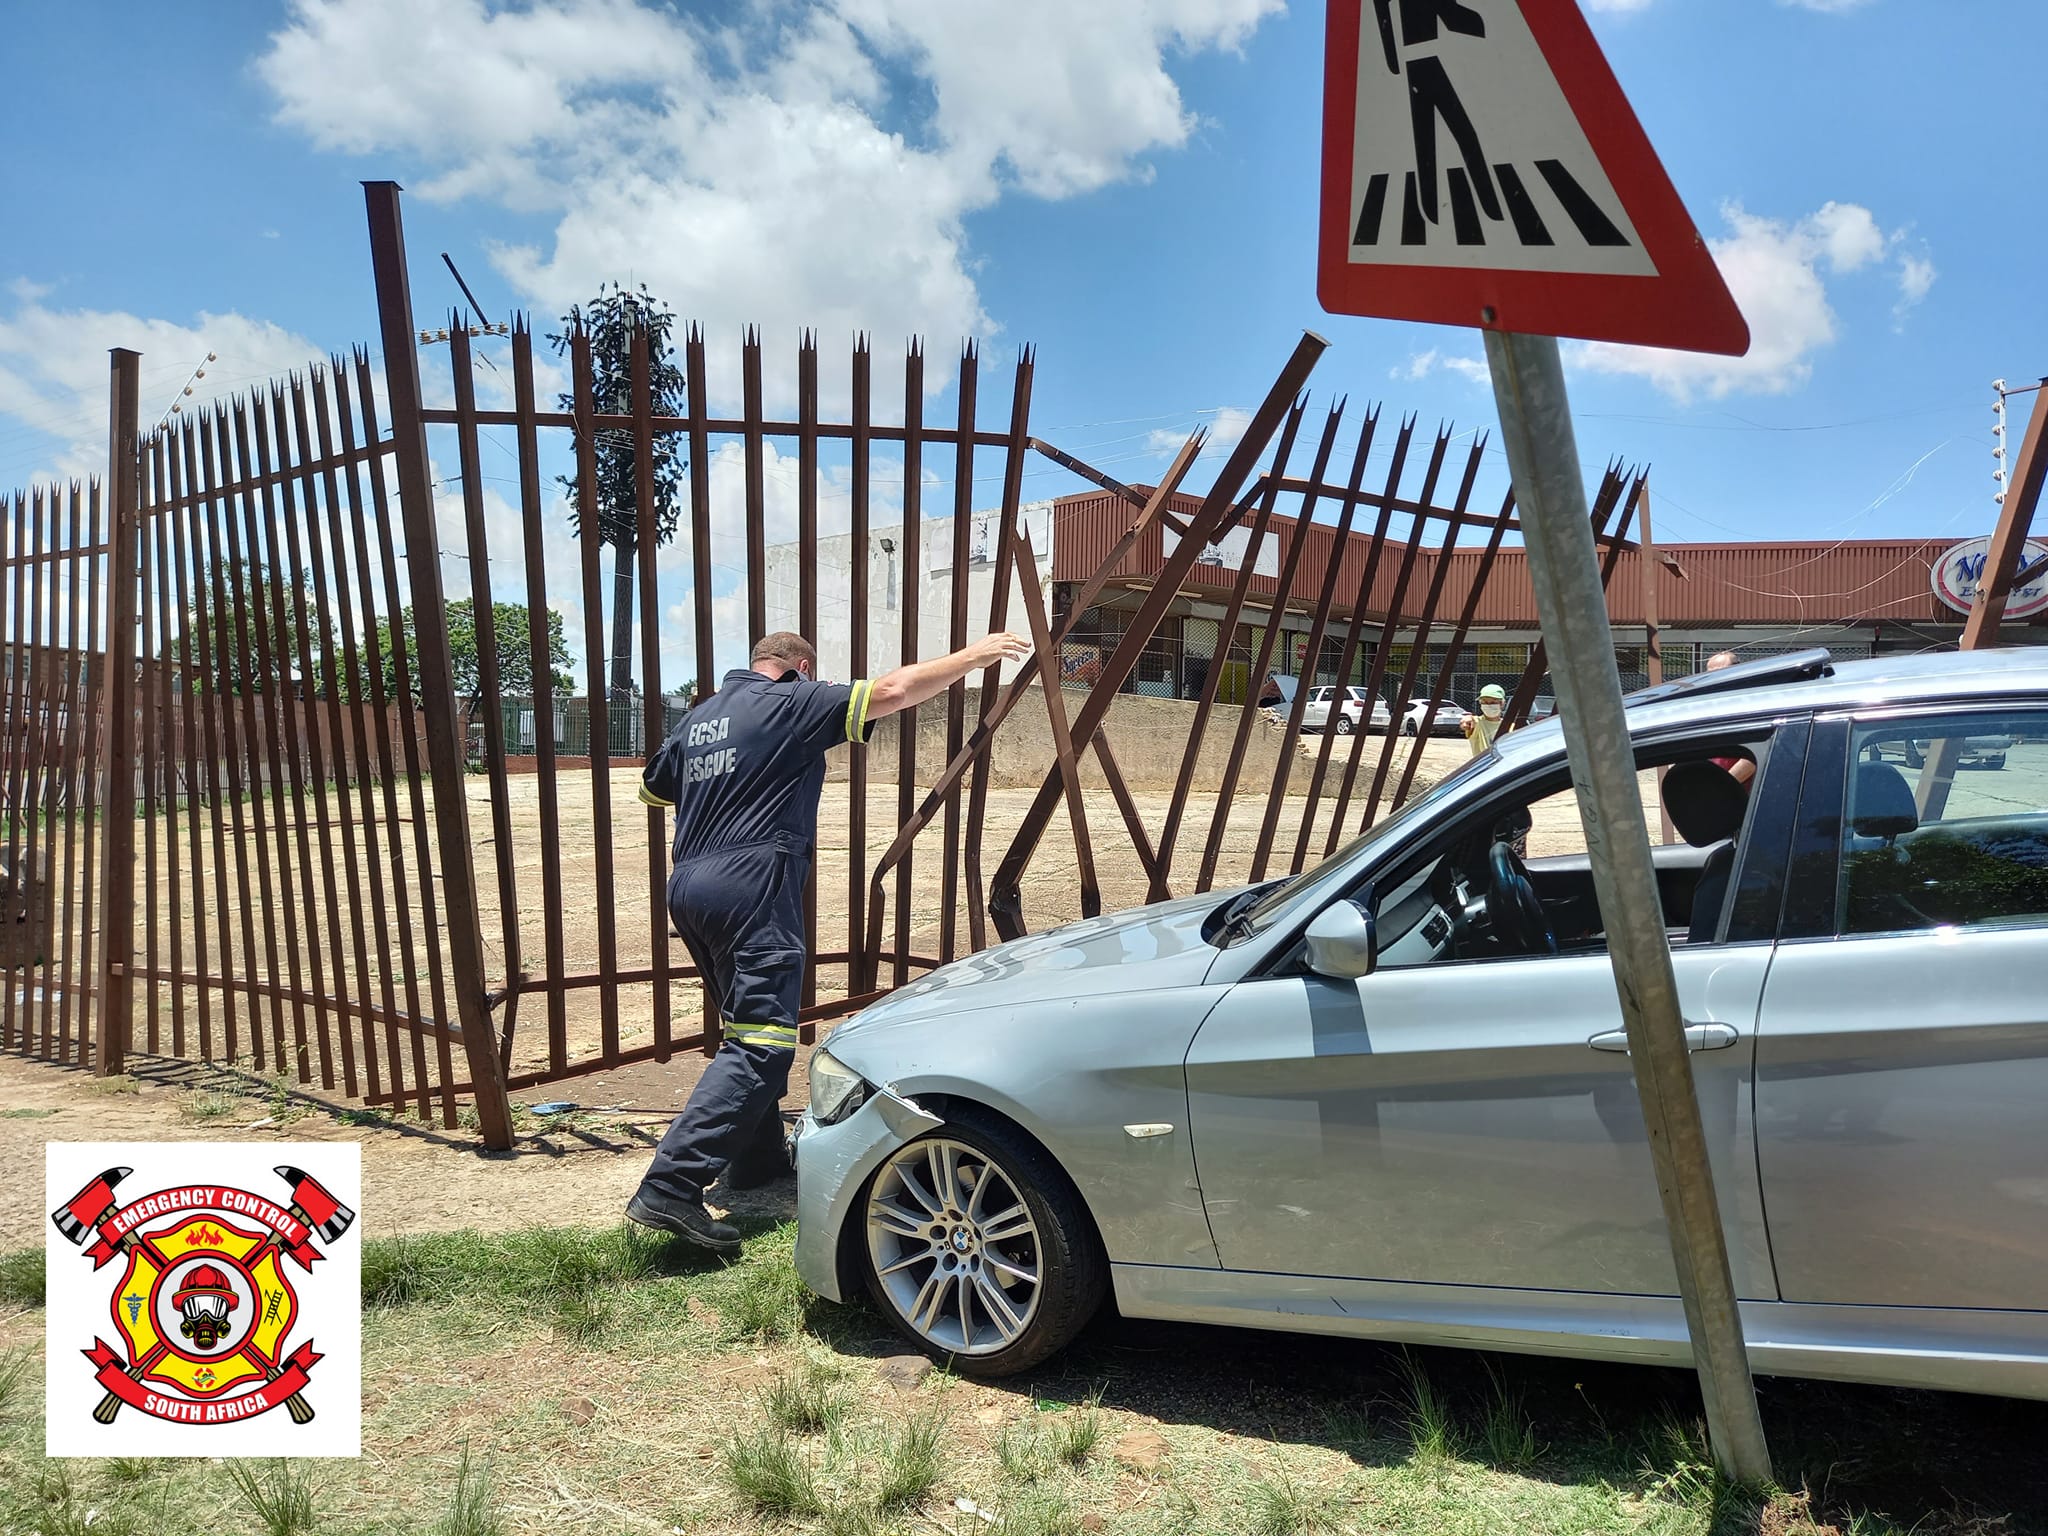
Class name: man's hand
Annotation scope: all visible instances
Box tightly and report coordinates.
[970,631,1033,669]
[1459,713,1477,738]
[868,631,1035,722]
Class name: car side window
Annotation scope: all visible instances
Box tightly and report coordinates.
[1841,711,2048,936]
[1361,733,1776,971]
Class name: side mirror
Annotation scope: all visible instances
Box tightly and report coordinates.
[1304,899,1377,980]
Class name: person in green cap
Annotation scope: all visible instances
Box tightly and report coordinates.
[1461,682,1510,755]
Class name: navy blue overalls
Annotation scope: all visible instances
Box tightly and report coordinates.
[637,666,876,1204]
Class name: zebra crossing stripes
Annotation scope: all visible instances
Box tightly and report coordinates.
[1353,159,1629,251]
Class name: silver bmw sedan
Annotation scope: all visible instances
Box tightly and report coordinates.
[791,647,2048,1400]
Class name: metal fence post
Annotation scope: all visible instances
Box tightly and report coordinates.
[94,350,142,1076]
[363,181,515,1151]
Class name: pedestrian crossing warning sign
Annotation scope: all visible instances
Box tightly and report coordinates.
[1318,0,1749,356]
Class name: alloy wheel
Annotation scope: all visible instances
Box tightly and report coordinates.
[865,1137,1043,1356]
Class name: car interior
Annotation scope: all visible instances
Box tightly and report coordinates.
[1354,738,1770,969]
[1843,719,2048,933]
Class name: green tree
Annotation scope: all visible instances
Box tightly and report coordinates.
[548,283,687,704]
[351,599,574,710]
[174,559,312,695]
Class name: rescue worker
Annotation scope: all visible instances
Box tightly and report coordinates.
[626,627,1033,1254]
[1460,682,1510,755]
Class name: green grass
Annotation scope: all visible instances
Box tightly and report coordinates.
[0,1347,29,1414]
[993,1488,1082,1536]
[0,1106,57,1119]
[177,1086,243,1122]
[1397,1351,1461,1468]
[764,1362,849,1435]
[431,1442,502,1536]
[874,1407,946,1510]
[1250,1473,1335,1536]
[0,1249,43,1308]
[225,1459,316,1536]
[2,1217,2034,1536]
[723,1430,823,1519]
[1479,1361,1541,1471]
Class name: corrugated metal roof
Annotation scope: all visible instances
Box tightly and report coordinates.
[1051,491,1976,626]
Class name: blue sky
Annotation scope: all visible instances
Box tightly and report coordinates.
[2,0,2039,673]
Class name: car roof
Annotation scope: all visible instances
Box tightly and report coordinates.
[1495,646,2048,765]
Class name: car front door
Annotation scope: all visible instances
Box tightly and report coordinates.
[1183,725,1803,1297]
[1755,704,2048,1311]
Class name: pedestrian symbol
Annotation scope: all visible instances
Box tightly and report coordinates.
[1317,0,1749,355]
[1351,0,1651,274]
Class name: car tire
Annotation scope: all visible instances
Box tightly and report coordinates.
[1402,721,1418,737]
[1904,743,1926,768]
[1335,716,1354,735]
[1985,754,2006,771]
[860,1108,1106,1379]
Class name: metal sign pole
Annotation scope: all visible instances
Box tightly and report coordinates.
[1482,328,1772,1485]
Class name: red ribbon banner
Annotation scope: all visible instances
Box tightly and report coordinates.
[84,1185,320,1271]
[85,1339,323,1424]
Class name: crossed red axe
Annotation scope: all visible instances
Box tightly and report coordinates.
[50,1166,355,1425]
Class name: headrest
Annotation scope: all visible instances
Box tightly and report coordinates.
[1851,761,1918,839]
[1661,760,1747,848]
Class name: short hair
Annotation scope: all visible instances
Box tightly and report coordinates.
[751,632,817,672]
[1705,650,1738,672]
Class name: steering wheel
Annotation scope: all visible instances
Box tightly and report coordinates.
[1486,839,1556,956]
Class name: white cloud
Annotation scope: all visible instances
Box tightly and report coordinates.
[1804,200,1886,273]
[1894,252,1937,326]
[1569,200,1933,401]
[1144,404,1253,457]
[257,0,1284,415]
[1392,349,1489,386]
[0,295,331,483]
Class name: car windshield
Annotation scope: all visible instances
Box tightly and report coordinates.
[1223,749,1496,942]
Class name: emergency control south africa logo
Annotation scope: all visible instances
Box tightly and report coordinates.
[45,1144,361,1457]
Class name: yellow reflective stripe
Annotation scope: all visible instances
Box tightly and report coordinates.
[844,678,873,743]
[637,781,673,808]
[730,1024,799,1046]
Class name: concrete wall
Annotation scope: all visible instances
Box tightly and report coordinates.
[761,502,1056,675]
[825,682,1293,793]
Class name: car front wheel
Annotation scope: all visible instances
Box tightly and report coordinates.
[861,1112,1105,1377]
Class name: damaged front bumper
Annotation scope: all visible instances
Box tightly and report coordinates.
[791,1082,944,1302]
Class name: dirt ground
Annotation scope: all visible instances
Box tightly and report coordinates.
[0,1049,765,1255]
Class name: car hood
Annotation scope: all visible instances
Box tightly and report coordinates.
[827,888,1230,1040]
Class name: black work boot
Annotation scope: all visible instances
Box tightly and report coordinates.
[625,1185,741,1256]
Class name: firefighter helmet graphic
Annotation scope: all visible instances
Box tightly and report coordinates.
[50,1164,354,1428]
[172,1262,240,1350]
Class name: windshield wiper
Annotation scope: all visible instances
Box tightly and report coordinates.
[1213,881,1281,945]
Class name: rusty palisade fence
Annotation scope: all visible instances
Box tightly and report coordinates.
[2,184,1642,1148]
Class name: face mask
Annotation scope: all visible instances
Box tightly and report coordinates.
[1482,703,1502,720]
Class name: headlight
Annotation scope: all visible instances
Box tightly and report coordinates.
[808,1047,869,1126]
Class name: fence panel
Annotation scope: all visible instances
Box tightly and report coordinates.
[5,183,1628,1152]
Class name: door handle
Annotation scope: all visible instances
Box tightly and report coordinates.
[1588,1022,1740,1054]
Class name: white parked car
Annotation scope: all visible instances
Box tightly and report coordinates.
[1299,685,1391,735]
[1402,697,1468,737]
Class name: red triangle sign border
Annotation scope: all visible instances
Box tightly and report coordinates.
[1318,0,1751,357]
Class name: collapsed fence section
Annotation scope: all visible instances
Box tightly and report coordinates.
[112,354,487,1128]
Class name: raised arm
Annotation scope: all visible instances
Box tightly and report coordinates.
[866,632,1033,721]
